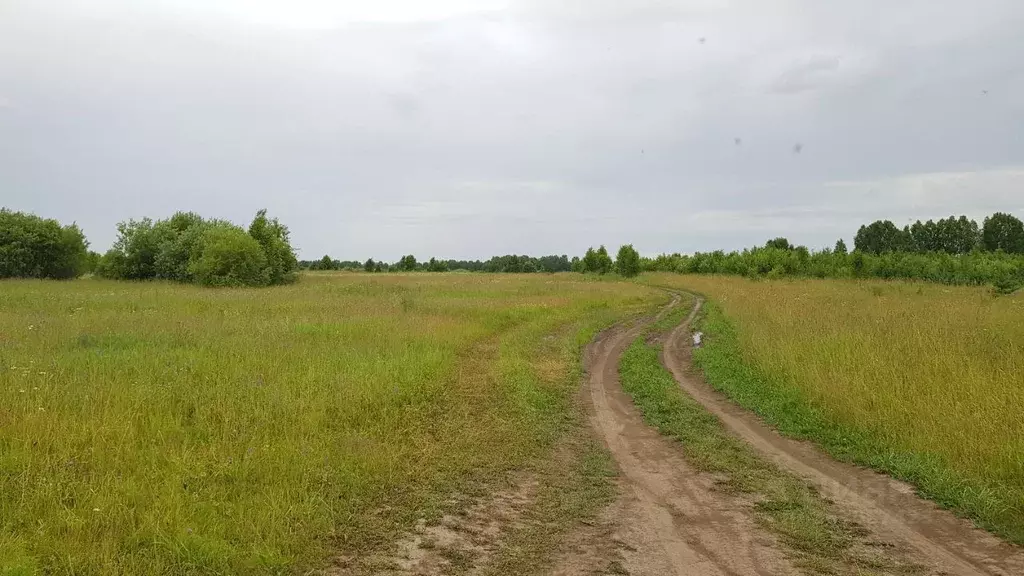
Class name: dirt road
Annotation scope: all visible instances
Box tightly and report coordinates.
[557,296,797,575]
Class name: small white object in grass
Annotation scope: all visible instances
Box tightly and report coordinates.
[692,331,703,347]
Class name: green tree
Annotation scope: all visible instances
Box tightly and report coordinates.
[982,212,1024,254]
[318,255,335,271]
[595,245,613,274]
[911,215,980,254]
[152,212,206,282]
[0,209,89,279]
[426,257,448,272]
[248,209,298,284]
[615,244,641,278]
[101,218,160,279]
[834,238,848,255]
[854,220,911,254]
[364,258,376,272]
[765,237,792,250]
[581,248,598,273]
[397,255,418,271]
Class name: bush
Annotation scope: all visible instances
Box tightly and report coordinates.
[190,225,269,287]
[993,275,1022,296]
[98,210,297,287]
[0,209,89,279]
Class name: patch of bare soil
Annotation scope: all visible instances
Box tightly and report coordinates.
[327,477,538,576]
[662,296,1024,576]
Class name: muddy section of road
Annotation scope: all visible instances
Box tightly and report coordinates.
[663,296,1024,576]
[555,299,798,576]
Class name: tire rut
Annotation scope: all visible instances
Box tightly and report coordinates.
[662,295,1024,576]
[570,295,796,576]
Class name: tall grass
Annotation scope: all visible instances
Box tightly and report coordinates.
[0,273,660,574]
[644,273,1024,543]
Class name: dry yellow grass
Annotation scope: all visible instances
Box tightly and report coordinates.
[645,273,1024,541]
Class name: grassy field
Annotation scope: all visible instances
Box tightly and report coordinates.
[0,273,661,575]
[644,273,1024,543]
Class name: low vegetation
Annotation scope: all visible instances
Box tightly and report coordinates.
[646,273,1024,544]
[0,273,659,575]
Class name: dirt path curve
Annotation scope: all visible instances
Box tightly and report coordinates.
[564,295,797,576]
[662,295,1024,576]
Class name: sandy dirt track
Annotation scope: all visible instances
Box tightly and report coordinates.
[553,295,797,575]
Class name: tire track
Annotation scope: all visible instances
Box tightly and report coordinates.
[571,295,796,576]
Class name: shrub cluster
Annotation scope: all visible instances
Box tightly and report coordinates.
[645,244,1024,291]
[0,209,90,279]
[96,210,298,287]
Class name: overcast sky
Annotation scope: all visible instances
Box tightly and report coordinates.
[2,0,1023,260]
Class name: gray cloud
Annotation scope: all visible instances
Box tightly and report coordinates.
[2,0,1023,260]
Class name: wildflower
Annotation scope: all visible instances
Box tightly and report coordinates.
[93,508,100,512]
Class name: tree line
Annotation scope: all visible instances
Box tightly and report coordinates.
[300,246,645,277]
[645,212,1024,293]
[301,253,578,274]
[853,213,1024,255]
[4,206,1021,291]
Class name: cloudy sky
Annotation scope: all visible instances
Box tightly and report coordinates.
[2,0,1023,260]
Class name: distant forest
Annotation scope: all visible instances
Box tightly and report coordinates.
[301,253,575,273]
[3,208,1023,292]
[645,213,1024,293]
